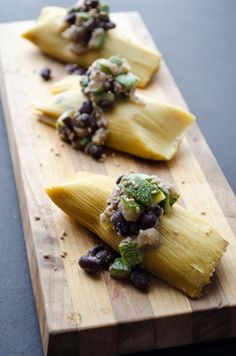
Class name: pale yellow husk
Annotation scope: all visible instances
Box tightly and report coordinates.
[45,172,228,298]
[22,6,160,88]
[33,75,195,160]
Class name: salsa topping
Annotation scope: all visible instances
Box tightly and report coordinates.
[81,56,139,106]
[60,0,116,53]
[78,174,177,292]
[98,173,180,289]
[56,56,139,160]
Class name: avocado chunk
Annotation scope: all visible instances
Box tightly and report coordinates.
[122,174,158,205]
[163,192,171,214]
[119,196,143,222]
[119,239,143,268]
[124,173,149,181]
[100,4,110,14]
[96,58,113,74]
[115,72,139,89]
[170,192,180,206]
[77,12,90,23]
[109,55,123,67]
[88,28,106,50]
[109,258,131,278]
[93,91,115,104]
[149,190,166,207]
[160,189,179,214]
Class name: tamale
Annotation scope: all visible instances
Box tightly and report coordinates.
[22,6,160,88]
[45,172,227,298]
[34,75,195,161]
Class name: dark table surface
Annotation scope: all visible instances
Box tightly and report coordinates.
[0,1,236,355]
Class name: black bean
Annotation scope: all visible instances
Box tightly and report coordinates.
[110,211,135,236]
[80,113,98,130]
[130,266,150,292]
[96,248,116,268]
[88,117,98,131]
[79,113,92,127]
[138,211,157,230]
[111,211,123,225]
[153,205,164,219]
[79,255,102,274]
[40,67,51,81]
[88,144,104,159]
[58,129,71,143]
[111,211,125,234]
[116,175,124,185]
[61,116,74,130]
[101,21,116,31]
[57,117,75,143]
[88,244,104,256]
[128,222,139,236]
[85,0,99,9]
[79,101,94,115]
[65,12,76,25]
[71,27,88,43]
[98,99,114,111]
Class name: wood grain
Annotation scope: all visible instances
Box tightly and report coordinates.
[0,12,236,356]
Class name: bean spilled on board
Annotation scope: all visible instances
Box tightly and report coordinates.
[40,67,51,81]
[79,244,117,274]
[96,248,116,268]
[129,266,150,292]
[79,255,103,274]
[88,144,104,159]
[87,244,104,256]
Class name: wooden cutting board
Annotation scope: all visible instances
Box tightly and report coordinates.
[0,12,236,356]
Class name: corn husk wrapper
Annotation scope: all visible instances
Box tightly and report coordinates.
[34,75,195,161]
[22,6,161,88]
[45,172,228,298]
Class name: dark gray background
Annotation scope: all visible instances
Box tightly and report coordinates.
[0,1,235,355]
